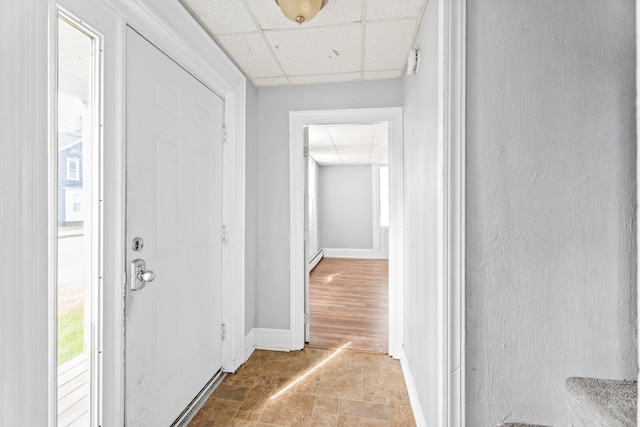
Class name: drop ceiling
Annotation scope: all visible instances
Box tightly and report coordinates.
[308,123,388,166]
[180,0,427,87]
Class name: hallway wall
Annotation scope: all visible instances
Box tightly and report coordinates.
[254,80,403,329]
[466,1,638,425]
[318,165,373,250]
[245,80,258,334]
[402,0,439,422]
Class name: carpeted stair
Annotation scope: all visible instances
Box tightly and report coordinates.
[496,377,637,427]
[498,424,553,427]
[565,377,636,427]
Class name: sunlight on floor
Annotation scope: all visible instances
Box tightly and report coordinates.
[270,342,352,400]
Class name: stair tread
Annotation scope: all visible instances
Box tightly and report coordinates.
[565,377,637,426]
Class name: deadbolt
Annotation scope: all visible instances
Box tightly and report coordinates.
[132,237,144,252]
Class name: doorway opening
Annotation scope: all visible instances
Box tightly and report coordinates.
[289,108,403,357]
[54,13,102,426]
[305,123,391,353]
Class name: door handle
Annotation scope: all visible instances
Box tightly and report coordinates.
[130,258,156,291]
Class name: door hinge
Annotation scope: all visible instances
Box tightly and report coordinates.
[304,313,310,324]
[221,225,228,242]
[303,147,309,157]
[222,126,228,143]
[221,323,227,341]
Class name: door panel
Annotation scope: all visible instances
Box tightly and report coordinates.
[125,28,224,426]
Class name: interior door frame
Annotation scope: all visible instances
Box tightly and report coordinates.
[289,107,404,357]
[48,0,247,425]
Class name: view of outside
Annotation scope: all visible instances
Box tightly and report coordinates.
[57,16,94,426]
[57,17,92,367]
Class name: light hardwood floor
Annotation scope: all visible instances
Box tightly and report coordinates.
[309,257,389,354]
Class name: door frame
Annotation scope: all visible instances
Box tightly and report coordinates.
[48,0,247,425]
[289,107,404,356]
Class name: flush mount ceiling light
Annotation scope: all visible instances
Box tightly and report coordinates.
[275,0,329,25]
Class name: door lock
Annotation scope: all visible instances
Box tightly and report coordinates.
[130,258,156,291]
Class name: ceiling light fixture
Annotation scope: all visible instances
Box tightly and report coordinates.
[275,0,328,25]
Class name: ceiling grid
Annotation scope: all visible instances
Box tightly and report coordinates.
[180,0,427,87]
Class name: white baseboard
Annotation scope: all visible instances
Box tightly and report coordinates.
[397,347,427,427]
[322,248,389,259]
[251,328,292,352]
[244,329,256,362]
[309,249,323,270]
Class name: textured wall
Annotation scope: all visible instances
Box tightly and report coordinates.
[255,80,403,329]
[402,0,439,423]
[318,165,373,250]
[466,1,637,425]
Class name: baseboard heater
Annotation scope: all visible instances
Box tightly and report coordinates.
[309,249,323,271]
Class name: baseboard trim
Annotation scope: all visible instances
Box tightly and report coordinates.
[244,329,256,362]
[309,249,323,270]
[322,248,389,259]
[397,347,427,427]
[253,328,292,352]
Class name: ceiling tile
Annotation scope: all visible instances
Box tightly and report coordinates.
[265,24,362,75]
[248,0,364,30]
[339,154,372,165]
[217,33,283,78]
[366,0,427,20]
[309,126,330,139]
[182,0,258,35]
[364,69,404,80]
[309,137,335,147]
[365,20,417,70]
[253,76,289,86]
[310,145,339,154]
[289,73,361,85]
[310,153,341,165]
[331,137,373,146]
[337,145,373,154]
[328,124,377,138]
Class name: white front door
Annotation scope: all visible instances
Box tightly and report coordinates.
[125,28,224,426]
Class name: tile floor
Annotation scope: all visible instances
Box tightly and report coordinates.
[189,347,416,427]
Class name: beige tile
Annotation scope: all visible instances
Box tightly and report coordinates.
[296,371,323,394]
[363,375,385,396]
[230,420,257,427]
[239,388,272,412]
[310,411,339,427]
[337,416,390,427]
[258,392,316,426]
[339,399,388,421]
[189,398,241,426]
[211,385,251,401]
[387,404,416,427]
[316,374,363,401]
[384,388,410,405]
[314,396,340,414]
[192,349,413,427]
[247,350,275,364]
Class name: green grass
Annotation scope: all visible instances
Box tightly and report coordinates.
[58,306,84,366]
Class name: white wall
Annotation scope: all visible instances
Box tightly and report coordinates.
[0,2,50,425]
[401,0,439,423]
[318,165,373,250]
[255,80,403,329]
[245,80,257,334]
[466,1,638,425]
